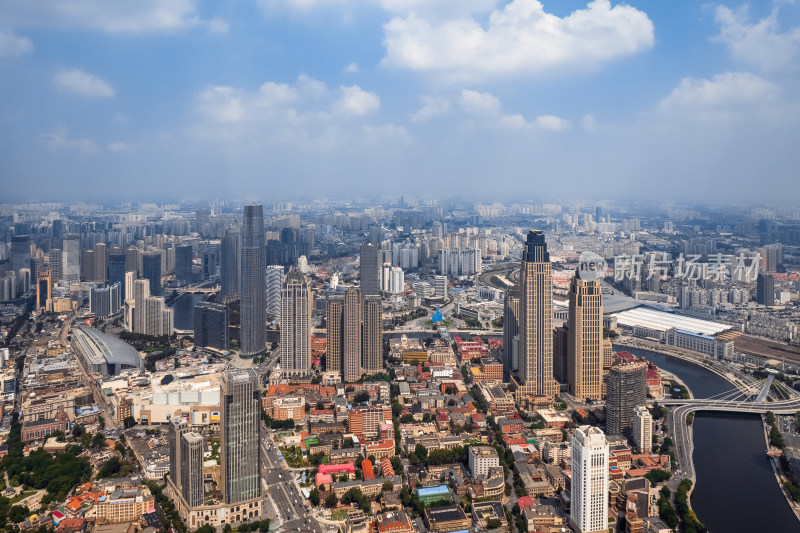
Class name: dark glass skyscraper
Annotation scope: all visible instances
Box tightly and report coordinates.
[194,301,228,350]
[359,243,380,297]
[142,252,162,296]
[240,204,266,358]
[108,254,126,296]
[221,368,261,504]
[175,244,193,285]
[220,230,241,300]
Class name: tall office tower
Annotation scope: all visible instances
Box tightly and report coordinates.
[326,295,344,378]
[125,246,140,275]
[362,295,382,375]
[433,275,448,299]
[90,284,110,319]
[220,230,241,300]
[194,301,228,350]
[175,244,193,285]
[756,273,775,306]
[553,326,568,383]
[369,225,381,245]
[605,360,647,436]
[518,230,558,397]
[83,249,95,282]
[133,279,150,334]
[108,254,126,296]
[280,269,311,376]
[221,368,261,504]
[144,296,172,336]
[180,432,204,508]
[503,291,520,379]
[343,287,363,382]
[36,266,51,310]
[63,234,80,284]
[595,206,602,223]
[195,208,211,235]
[266,265,284,320]
[360,243,380,297]
[567,270,604,401]
[10,235,31,272]
[124,271,136,301]
[632,406,653,453]
[94,242,108,282]
[241,204,266,358]
[571,426,609,533]
[48,248,63,283]
[142,252,163,296]
[169,418,190,491]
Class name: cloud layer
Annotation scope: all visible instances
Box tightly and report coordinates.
[53,68,115,98]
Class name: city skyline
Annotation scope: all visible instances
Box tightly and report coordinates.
[2,1,800,202]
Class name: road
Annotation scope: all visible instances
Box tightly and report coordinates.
[261,425,325,533]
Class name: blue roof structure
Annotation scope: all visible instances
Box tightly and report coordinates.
[432,307,444,323]
[417,485,450,497]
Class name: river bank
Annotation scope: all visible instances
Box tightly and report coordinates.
[615,345,799,532]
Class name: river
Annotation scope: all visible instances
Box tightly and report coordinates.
[170,293,207,331]
[617,346,798,532]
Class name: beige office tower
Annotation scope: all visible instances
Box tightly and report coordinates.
[518,230,559,398]
[326,296,344,378]
[94,242,108,282]
[221,368,261,504]
[133,279,150,334]
[343,287,362,383]
[180,432,204,508]
[362,295,382,375]
[567,270,604,401]
[280,269,311,377]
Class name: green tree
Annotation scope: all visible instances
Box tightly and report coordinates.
[309,488,320,506]
[123,416,137,429]
[325,493,338,508]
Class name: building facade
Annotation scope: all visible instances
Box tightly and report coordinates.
[567,271,603,401]
[280,269,312,377]
[240,204,266,358]
[221,368,261,504]
[571,426,609,533]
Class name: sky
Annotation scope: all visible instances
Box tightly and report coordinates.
[1,0,800,204]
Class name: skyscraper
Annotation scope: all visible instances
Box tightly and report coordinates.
[142,252,162,296]
[240,204,266,358]
[605,360,647,436]
[94,242,108,282]
[108,254,127,296]
[326,295,344,379]
[266,265,284,320]
[221,368,261,504]
[220,230,241,300]
[571,426,609,533]
[567,270,603,401]
[503,290,520,379]
[175,244,193,285]
[360,243,380,297]
[518,230,558,398]
[169,418,190,491]
[756,273,775,306]
[194,302,229,350]
[180,432,204,508]
[362,295,382,375]
[280,269,311,376]
[63,234,80,284]
[10,235,31,272]
[48,248,63,283]
[343,287,362,382]
[125,246,140,276]
[632,406,653,454]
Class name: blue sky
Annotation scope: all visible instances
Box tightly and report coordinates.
[1,0,799,203]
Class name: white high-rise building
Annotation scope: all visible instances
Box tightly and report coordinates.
[571,426,609,533]
[632,406,653,454]
[381,262,392,292]
[297,255,308,274]
[437,248,481,277]
[434,276,447,299]
[266,265,284,320]
[389,266,404,294]
[63,235,80,284]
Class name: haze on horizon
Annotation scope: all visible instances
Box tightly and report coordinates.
[1,0,800,203]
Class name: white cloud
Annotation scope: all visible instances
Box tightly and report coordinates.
[361,124,412,145]
[108,141,132,153]
[659,72,779,112]
[196,86,245,122]
[334,85,380,115]
[206,17,229,35]
[41,126,99,155]
[382,0,654,82]
[714,4,800,71]
[111,113,129,125]
[535,114,570,131]
[0,29,33,58]
[460,89,501,115]
[410,95,451,123]
[53,68,115,98]
[0,0,211,34]
[343,61,360,73]
[581,113,597,132]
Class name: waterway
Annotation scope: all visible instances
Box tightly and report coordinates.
[617,346,798,532]
[170,293,206,331]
